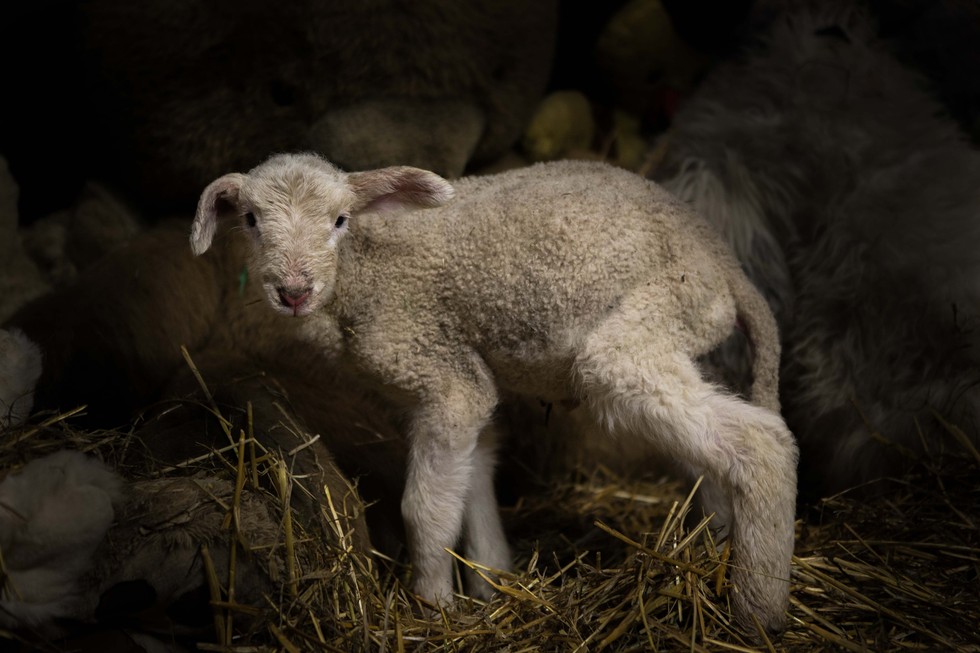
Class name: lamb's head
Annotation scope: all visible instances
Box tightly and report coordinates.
[191,153,454,317]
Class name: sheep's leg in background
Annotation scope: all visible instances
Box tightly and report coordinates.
[398,368,501,605]
[0,451,123,630]
[461,423,511,600]
[0,328,42,429]
[573,319,797,632]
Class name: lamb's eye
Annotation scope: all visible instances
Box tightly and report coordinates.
[335,214,348,228]
[245,212,257,228]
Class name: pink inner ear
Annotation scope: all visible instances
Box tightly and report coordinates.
[401,174,455,207]
[351,167,454,214]
[192,173,244,255]
[363,194,414,214]
[214,194,237,218]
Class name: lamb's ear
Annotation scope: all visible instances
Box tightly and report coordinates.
[348,166,455,215]
[191,173,245,255]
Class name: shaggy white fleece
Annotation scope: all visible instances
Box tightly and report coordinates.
[655,0,980,494]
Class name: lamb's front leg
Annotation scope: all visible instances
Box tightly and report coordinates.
[401,382,499,606]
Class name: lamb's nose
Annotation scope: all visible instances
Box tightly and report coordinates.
[277,286,312,309]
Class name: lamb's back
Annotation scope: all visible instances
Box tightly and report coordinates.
[342,160,736,358]
[446,161,728,315]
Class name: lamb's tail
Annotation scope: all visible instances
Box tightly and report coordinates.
[730,271,782,413]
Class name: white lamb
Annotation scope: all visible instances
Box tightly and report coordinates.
[190,153,799,631]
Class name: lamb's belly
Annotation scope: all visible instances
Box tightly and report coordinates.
[485,346,578,403]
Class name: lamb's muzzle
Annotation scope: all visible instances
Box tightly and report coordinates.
[191,152,799,633]
[277,285,312,314]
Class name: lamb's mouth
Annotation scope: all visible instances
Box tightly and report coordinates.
[269,284,317,317]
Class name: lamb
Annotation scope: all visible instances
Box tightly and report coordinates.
[190,153,799,632]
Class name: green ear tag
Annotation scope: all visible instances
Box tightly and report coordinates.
[238,265,249,296]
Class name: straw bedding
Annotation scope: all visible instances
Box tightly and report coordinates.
[2,363,976,652]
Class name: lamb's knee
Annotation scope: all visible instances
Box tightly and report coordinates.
[723,399,798,489]
[704,397,797,526]
[679,397,796,537]
[400,446,471,550]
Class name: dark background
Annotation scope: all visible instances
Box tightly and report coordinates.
[1,0,978,225]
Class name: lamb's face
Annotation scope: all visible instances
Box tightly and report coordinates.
[192,155,454,317]
[238,169,355,317]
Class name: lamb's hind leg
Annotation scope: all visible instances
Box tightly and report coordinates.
[574,334,798,632]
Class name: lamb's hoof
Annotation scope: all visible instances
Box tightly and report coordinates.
[464,563,510,603]
[733,590,789,638]
[0,328,42,430]
[466,577,497,603]
[410,581,457,619]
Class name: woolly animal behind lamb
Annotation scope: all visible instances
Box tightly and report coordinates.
[652,1,980,495]
[191,153,799,631]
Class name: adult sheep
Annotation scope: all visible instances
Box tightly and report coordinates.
[191,153,800,632]
[651,1,980,496]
